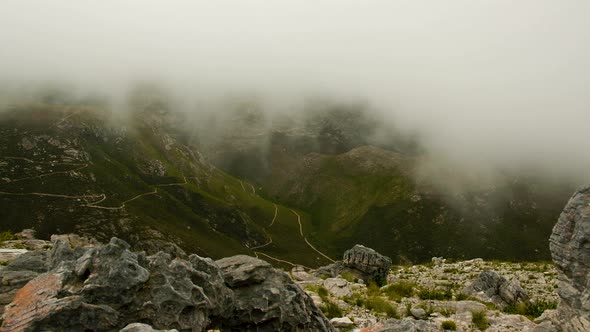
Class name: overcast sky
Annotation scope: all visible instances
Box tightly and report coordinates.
[1,1,589,183]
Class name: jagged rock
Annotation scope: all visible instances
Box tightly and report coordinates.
[324,277,352,297]
[547,186,590,331]
[363,317,439,332]
[216,255,335,332]
[487,314,537,331]
[291,266,322,283]
[1,238,228,331]
[431,257,445,266]
[329,317,354,328]
[0,250,49,316]
[1,239,333,332]
[0,249,28,265]
[3,251,48,273]
[462,270,529,308]
[119,323,179,332]
[410,308,427,320]
[343,245,392,283]
[316,245,392,284]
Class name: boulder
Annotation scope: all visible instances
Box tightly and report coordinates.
[547,186,590,331]
[324,277,352,297]
[342,245,392,283]
[330,317,354,328]
[216,255,335,332]
[1,238,333,332]
[316,245,392,284]
[409,308,427,320]
[462,270,529,308]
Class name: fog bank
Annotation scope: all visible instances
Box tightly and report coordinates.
[1,1,589,184]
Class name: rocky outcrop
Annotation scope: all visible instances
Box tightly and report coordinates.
[544,186,590,331]
[316,244,392,284]
[0,238,333,332]
[216,255,335,332]
[462,270,529,308]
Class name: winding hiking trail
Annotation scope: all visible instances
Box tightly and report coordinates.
[290,209,336,263]
[269,204,278,227]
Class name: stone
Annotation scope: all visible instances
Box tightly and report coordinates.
[548,186,590,331]
[119,323,179,332]
[1,238,335,332]
[462,270,529,308]
[410,308,427,319]
[316,245,392,284]
[342,245,392,283]
[324,277,352,297]
[216,255,335,332]
[330,317,354,328]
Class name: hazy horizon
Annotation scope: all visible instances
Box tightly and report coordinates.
[1,0,589,186]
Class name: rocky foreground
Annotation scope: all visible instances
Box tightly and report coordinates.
[1,186,589,331]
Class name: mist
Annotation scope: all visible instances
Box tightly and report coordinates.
[1,0,589,186]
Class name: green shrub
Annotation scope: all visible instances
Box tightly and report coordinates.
[441,320,457,330]
[340,272,357,282]
[417,287,452,300]
[0,230,16,246]
[317,286,329,300]
[367,281,381,296]
[320,300,343,319]
[382,281,416,302]
[455,292,469,301]
[364,296,399,318]
[504,300,558,319]
[472,310,489,330]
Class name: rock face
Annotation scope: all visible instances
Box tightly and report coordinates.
[547,186,590,331]
[316,244,392,284]
[216,255,334,332]
[462,270,529,308]
[0,238,333,332]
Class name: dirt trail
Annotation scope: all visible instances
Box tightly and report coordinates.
[290,209,336,263]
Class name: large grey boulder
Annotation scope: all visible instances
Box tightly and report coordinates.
[1,238,333,332]
[462,270,529,308]
[316,244,392,284]
[546,186,590,331]
[216,255,335,332]
[1,238,232,331]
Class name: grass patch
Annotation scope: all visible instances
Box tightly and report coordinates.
[382,281,416,302]
[441,320,457,330]
[320,301,344,319]
[0,230,16,246]
[417,287,452,300]
[503,300,558,319]
[364,296,399,318]
[340,271,357,282]
[472,310,489,330]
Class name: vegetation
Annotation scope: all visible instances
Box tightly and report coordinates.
[504,300,558,319]
[472,310,489,330]
[320,301,343,319]
[364,296,399,318]
[441,320,457,330]
[0,230,16,246]
[381,281,416,302]
[340,272,357,282]
[417,287,453,300]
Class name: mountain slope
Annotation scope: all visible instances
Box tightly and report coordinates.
[0,103,333,267]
